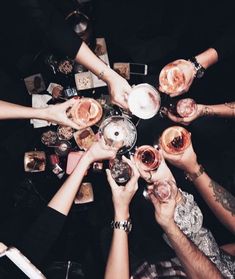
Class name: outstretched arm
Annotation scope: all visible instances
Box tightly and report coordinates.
[149,182,223,279]
[48,138,117,215]
[163,144,235,234]
[75,42,131,109]
[19,138,118,265]
[163,222,223,279]
[165,101,235,125]
[0,99,83,129]
[104,156,139,279]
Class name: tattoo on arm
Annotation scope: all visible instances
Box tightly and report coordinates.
[209,180,235,216]
[224,102,235,117]
[202,106,216,117]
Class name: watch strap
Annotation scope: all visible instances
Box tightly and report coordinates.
[111,218,132,233]
[188,57,205,78]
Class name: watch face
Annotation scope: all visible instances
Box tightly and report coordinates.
[196,68,205,78]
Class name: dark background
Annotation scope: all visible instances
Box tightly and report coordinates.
[0,0,235,278]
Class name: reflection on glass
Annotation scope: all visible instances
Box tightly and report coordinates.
[128,83,161,119]
[159,59,194,95]
[160,126,191,154]
[99,115,137,154]
[54,140,71,157]
[153,180,173,202]
[134,145,161,171]
[176,98,197,118]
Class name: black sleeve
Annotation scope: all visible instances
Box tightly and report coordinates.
[209,4,235,61]
[19,206,66,265]
[211,27,235,61]
[19,0,83,59]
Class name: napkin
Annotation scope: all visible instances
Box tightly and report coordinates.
[30,94,52,128]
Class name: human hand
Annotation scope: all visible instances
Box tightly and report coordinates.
[133,149,175,184]
[105,69,132,110]
[162,104,204,125]
[158,59,195,97]
[45,98,83,129]
[106,156,139,219]
[162,143,199,173]
[85,136,118,164]
[0,242,7,254]
[148,180,178,229]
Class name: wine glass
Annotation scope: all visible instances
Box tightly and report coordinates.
[109,157,132,184]
[127,83,161,119]
[159,59,194,96]
[99,115,137,154]
[134,145,162,171]
[159,126,191,155]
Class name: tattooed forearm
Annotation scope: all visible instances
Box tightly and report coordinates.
[224,102,235,116]
[202,106,216,117]
[209,180,235,216]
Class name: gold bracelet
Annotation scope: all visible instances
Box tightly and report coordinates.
[184,164,205,182]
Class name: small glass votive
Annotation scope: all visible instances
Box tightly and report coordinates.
[24,151,46,172]
[54,140,71,157]
[57,125,74,141]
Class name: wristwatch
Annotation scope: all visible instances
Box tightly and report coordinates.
[185,164,205,182]
[188,57,205,78]
[111,218,132,233]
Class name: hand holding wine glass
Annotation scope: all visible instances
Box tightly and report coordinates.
[148,180,179,230]
[106,156,139,219]
[158,59,195,97]
[162,142,199,174]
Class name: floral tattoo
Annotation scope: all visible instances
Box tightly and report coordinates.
[209,180,235,216]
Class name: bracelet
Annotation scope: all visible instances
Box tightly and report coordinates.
[111,218,132,233]
[184,164,205,182]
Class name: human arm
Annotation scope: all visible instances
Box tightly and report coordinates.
[104,156,139,279]
[0,99,83,129]
[159,48,219,97]
[165,101,235,125]
[19,137,118,264]
[149,183,223,279]
[162,144,235,234]
[48,137,117,215]
[74,42,132,109]
[20,0,131,109]
[133,149,174,184]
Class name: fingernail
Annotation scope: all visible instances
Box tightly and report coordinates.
[73,96,79,99]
